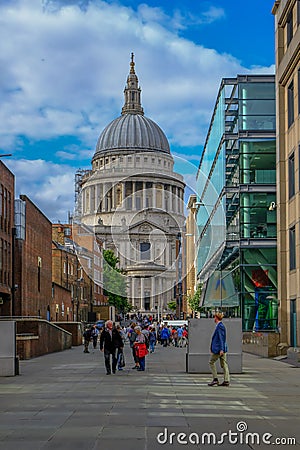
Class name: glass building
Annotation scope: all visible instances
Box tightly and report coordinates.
[196,75,277,332]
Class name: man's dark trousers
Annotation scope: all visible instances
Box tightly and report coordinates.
[104,348,117,374]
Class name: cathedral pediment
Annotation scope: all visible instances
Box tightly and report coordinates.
[128,219,166,235]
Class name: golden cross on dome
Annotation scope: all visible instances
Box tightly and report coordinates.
[130,52,135,74]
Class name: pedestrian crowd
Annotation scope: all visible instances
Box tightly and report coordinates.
[82,318,189,374]
[83,313,230,386]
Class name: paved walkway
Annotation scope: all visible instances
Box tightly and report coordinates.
[0,342,299,450]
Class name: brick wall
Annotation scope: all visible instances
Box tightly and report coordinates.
[14,195,52,318]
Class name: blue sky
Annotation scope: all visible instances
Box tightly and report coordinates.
[1,0,275,222]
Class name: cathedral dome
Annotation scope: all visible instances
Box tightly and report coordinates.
[93,53,170,159]
[95,113,170,156]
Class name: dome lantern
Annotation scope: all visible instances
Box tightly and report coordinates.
[121,53,144,116]
[93,54,170,159]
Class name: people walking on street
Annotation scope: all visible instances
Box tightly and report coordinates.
[91,324,99,350]
[100,320,123,375]
[116,324,126,370]
[133,326,148,371]
[181,327,188,347]
[208,312,230,387]
[177,326,183,347]
[127,322,140,369]
[171,327,179,347]
[83,326,92,353]
[149,327,157,353]
[160,325,170,347]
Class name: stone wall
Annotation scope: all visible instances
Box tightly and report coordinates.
[15,319,72,360]
[242,332,280,357]
[53,321,83,346]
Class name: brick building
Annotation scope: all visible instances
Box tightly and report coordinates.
[0,161,14,316]
[52,223,106,322]
[14,195,52,318]
[52,225,77,321]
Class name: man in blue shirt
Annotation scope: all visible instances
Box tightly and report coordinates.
[208,312,230,386]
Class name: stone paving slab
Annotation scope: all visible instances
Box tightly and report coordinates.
[0,342,299,449]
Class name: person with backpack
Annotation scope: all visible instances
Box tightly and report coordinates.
[83,326,92,353]
[91,324,99,350]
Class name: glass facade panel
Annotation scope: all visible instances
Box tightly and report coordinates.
[240,193,276,238]
[240,140,276,184]
[241,248,277,331]
[239,83,275,131]
[239,83,275,99]
[197,89,225,198]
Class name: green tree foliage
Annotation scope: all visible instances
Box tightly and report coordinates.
[187,284,203,317]
[103,249,131,314]
[167,301,177,312]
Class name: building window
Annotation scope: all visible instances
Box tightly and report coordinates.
[140,242,150,260]
[287,9,293,46]
[136,196,141,210]
[288,152,295,198]
[288,81,294,127]
[289,226,296,270]
[297,0,300,25]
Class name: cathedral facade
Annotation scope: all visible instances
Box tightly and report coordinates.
[78,55,185,315]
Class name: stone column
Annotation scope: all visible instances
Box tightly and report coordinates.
[112,183,116,210]
[142,182,146,208]
[131,277,135,307]
[162,185,166,210]
[96,184,100,212]
[122,182,126,210]
[140,277,144,311]
[151,276,155,310]
[159,277,164,313]
[102,183,106,212]
[169,185,173,213]
[153,183,156,208]
[132,181,136,210]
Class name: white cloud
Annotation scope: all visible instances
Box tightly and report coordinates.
[201,6,225,24]
[6,158,75,222]
[0,0,267,153]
